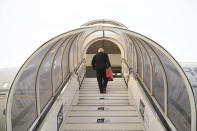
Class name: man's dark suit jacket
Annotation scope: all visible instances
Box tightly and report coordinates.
[91,52,111,70]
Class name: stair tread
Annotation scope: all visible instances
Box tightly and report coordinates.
[79,96,128,100]
[80,88,127,91]
[78,103,131,106]
[79,90,128,94]
[67,116,141,123]
[81,86,126,88]
[69,110,139,117]
[71,105,137,111]
[79,94,128,96]
[79,99,130,103]
[63,123,144,131]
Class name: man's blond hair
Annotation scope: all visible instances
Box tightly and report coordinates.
[98,48,104,52]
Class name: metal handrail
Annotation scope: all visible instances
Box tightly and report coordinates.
[75,58,86,73]
[121,58,131,87]
[121,58,137,79]
[75,58,86,87]
[121,58,130,69]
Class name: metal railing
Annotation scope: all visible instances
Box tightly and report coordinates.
[121,58,136,86]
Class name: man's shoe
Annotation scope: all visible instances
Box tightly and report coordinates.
[100,89,104,93]
[103,88,106,93]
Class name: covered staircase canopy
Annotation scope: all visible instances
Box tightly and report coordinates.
[6,19,196,131]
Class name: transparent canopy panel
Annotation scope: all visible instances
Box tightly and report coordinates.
[38,40,62,111]
[11,39,57,131]
[142,41,165,110]
[181,62,197,104]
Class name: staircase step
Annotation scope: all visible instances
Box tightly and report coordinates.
[78,103,131,106]
[79,90,128,94]
[79,96,128,100]
[82,82,125,84]
[83,78,124,81]
[67,116,141,123]
[78,99,129,104]
[80,88,127,91]
[81,86,126,89]
[81,86,127,89]
[69,111,139,117]
[63,123,144,131]
[79,93,128,97]
[82,83,125,85]
[83,80,125,82]
[83,81,125,83]
[83,79,124,81]
[71,105,137,111]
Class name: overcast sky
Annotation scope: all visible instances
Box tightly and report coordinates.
[0,0,197,68]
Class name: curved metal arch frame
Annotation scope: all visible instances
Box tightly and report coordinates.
[81,19,127,28]
[103,29,126,43]
[77,31,95,61]
[33,39,63,128]
[73,33,84,67]
[78,30,104,59]
[80,29,127,58]
[31,34,79,130]
[131,40,135,69]
[124,35,133,68]
[132,37,144,80]
[68,34,82,72]
[127,35,186,130]
[128,37,138,76]
[124,35,130,66]
[138,38,168,112]
[83,37,125,59]
[51,36,72,96]
[143,39,168,114]
[122,33,133,64]
[68,33,83,71]
[130,35,168,113]
[61,34,80,80]
[136,40,176,130]
[127,35,153,95]
[73,33,85,65]
[127,36,138,73]
[104,30,127,50]
[35,38,64,113]
[119,34,136,85]
[31,34,80,130]
[60,35,77,82]
[73,31,87,63]
[6,39,63,131]
[137,38,153,95]
[136,38,153,94]
[77,28,124,47]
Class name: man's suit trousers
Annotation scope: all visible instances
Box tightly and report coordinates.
[96,69,108,93]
